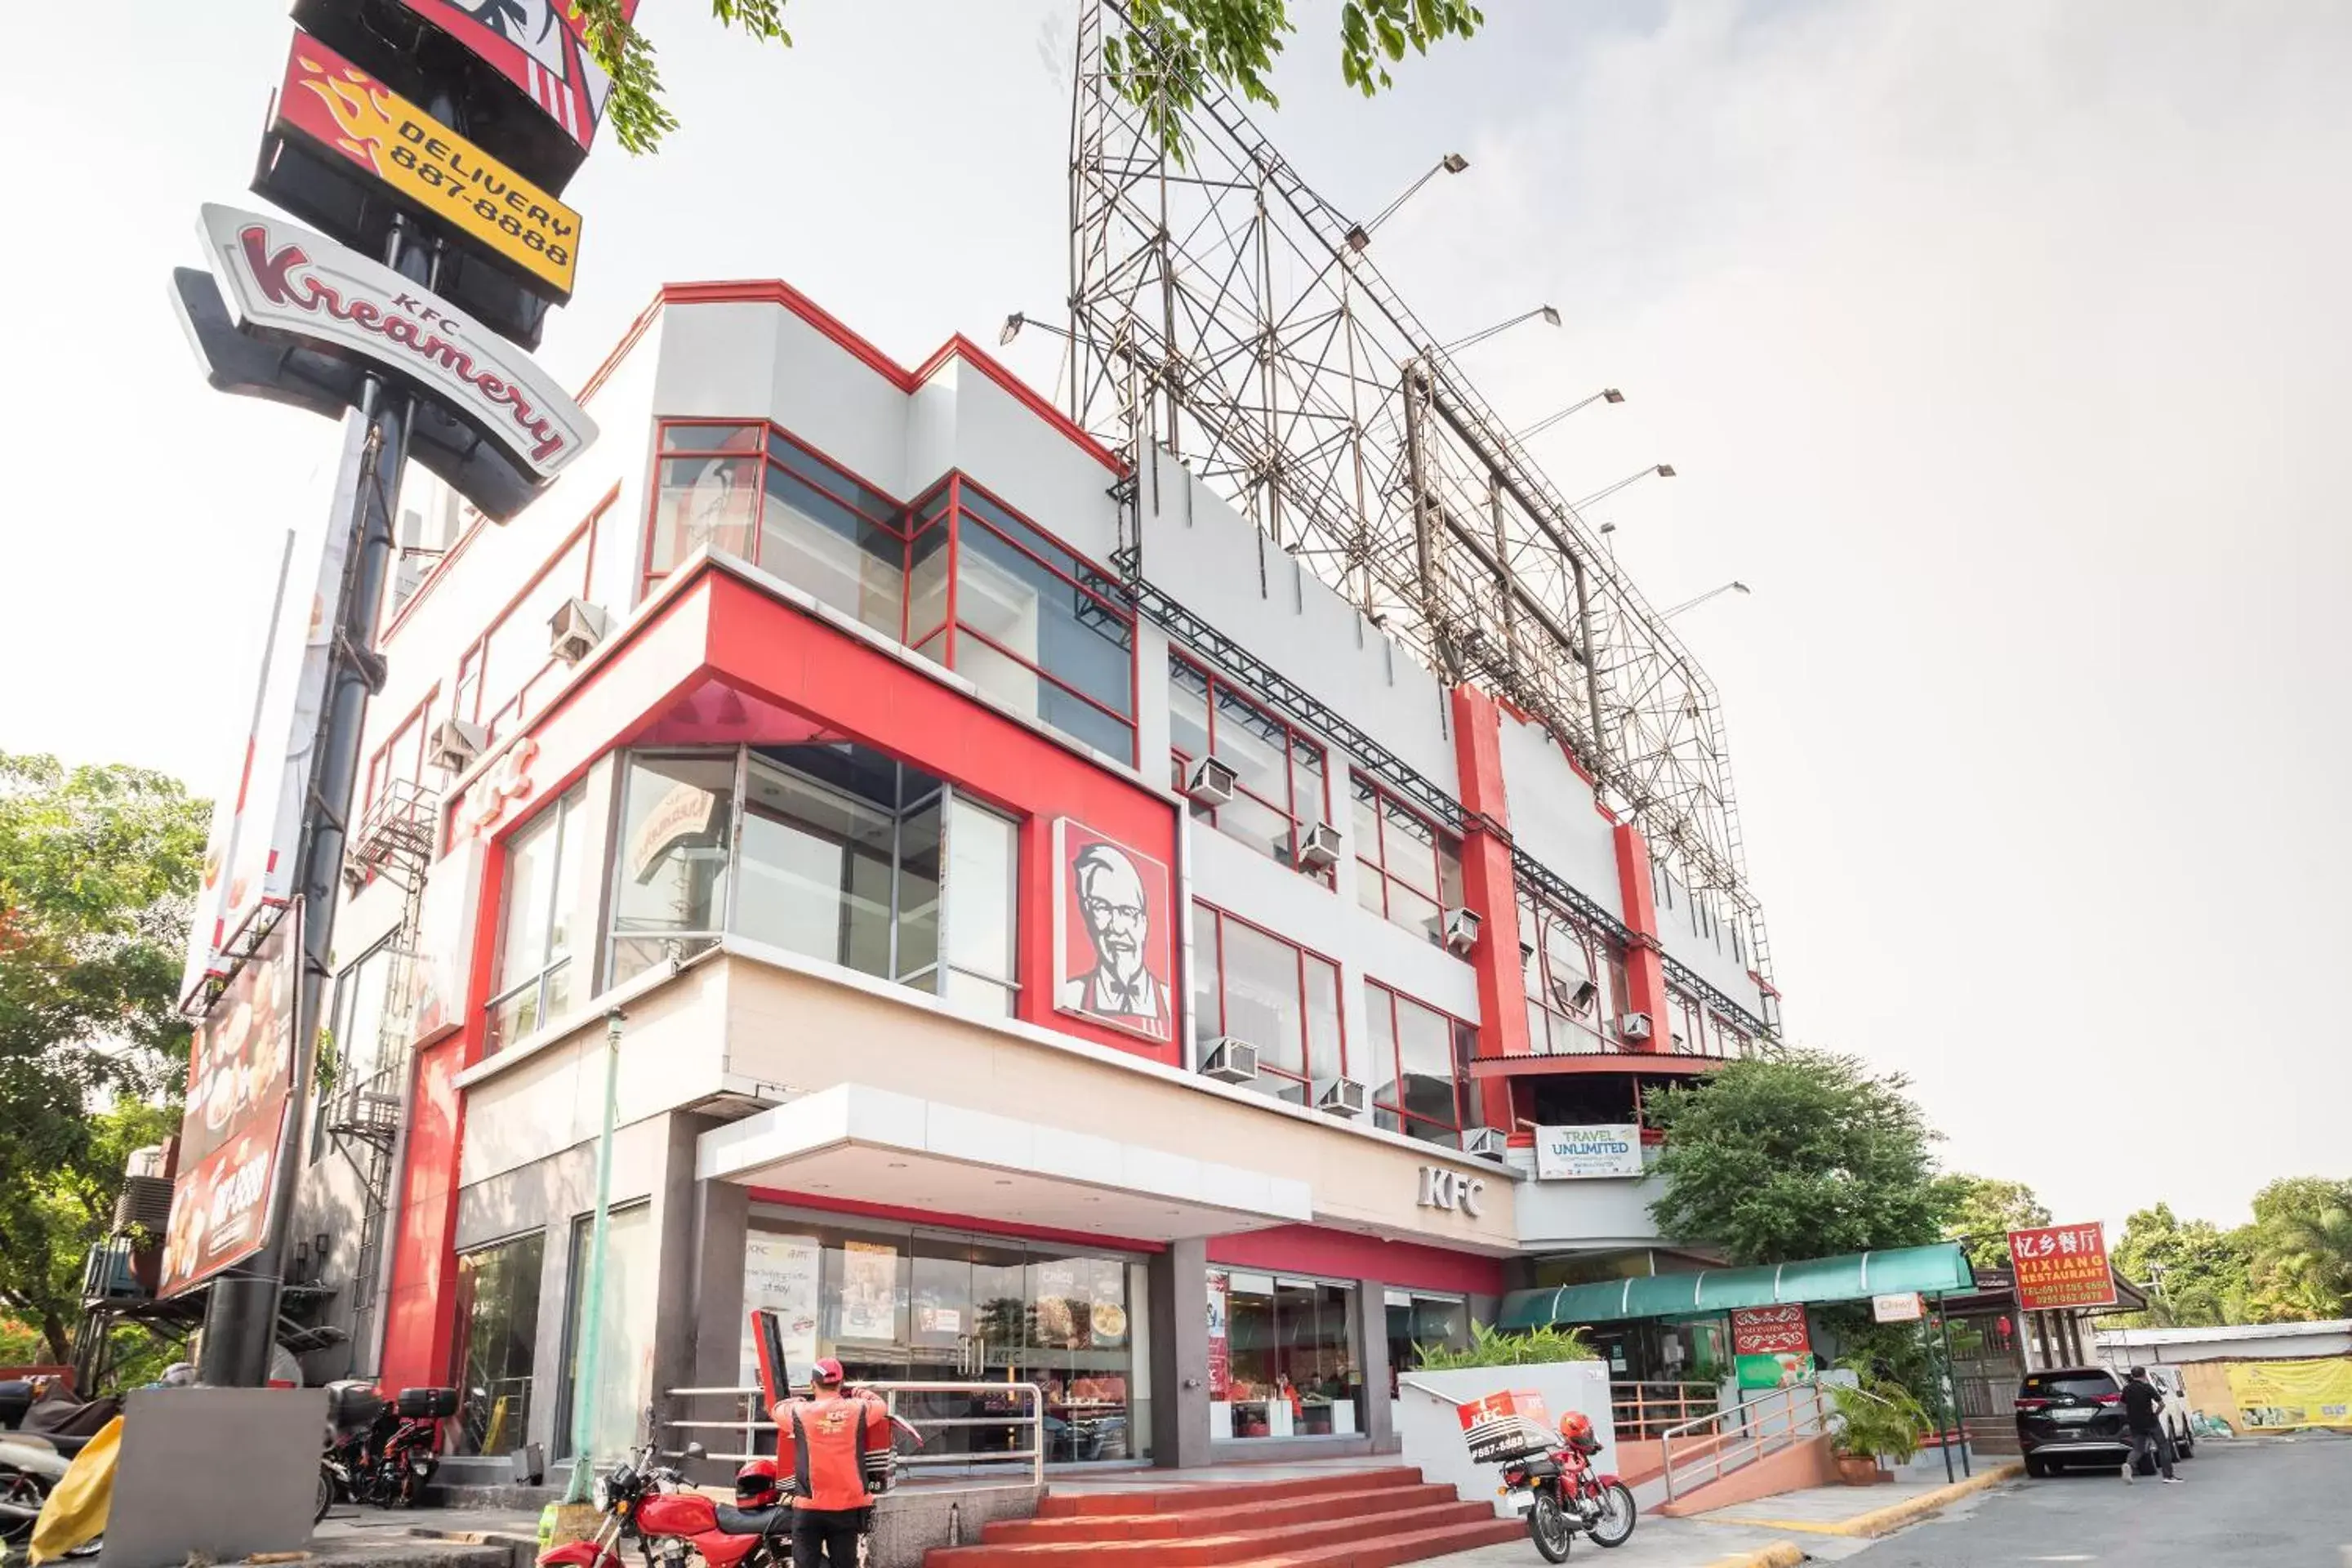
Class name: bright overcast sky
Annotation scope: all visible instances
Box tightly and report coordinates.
[4,1,2345,1234]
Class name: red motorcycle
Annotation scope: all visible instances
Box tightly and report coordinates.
[1489,1413,1637,1561]
[540,1441,790,1568]
[316,1383,458,1521]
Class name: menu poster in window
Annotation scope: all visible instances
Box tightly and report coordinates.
[1053,818,1174,1045]
[1205,1269,1232,1400]
[1730,1304,1815,1390]
[840,1240,901,1343]
[161,905,301,1298]
[742,1233,822,1384]
[1035,1261,1081,1348]
[1089,1261,1129,1347]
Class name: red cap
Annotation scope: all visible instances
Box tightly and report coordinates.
[810,1358,845,1385]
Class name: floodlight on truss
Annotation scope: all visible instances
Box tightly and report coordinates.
[1064,0,1775,1000]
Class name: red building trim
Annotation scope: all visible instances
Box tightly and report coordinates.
[1611,821,1671,1057]
[1447,686,1529,1127]
[1207,1225,1505,1298]
[745,1188,1168,1256]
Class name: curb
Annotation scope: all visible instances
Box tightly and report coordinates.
[1704,1544,1807,1568]
[1720,1462,2025,1539]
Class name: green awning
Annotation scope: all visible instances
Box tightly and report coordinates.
[1499,1244,1976,1331]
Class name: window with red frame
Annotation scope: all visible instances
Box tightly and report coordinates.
[453,524,594,744]
[644,421,903,640]
[1190,904,1343,1107]
[1666,989,1746,1058]
[1365,982,1477,1146]
[361,688,438,819]
[1352,777,1465,947]
[1169,655,1330,881]
[1518,892,1628,1056]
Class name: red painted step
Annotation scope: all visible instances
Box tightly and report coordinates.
[926,1467,1526,1568]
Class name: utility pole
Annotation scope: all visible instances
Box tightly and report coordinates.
[198,198,444,1387]
[564,1009,628,1503]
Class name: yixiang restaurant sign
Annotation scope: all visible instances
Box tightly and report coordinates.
[194,203,595,482]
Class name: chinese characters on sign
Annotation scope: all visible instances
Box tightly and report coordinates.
[1730,1303,1816,1390]
[1053,819,1174,1044]
[2007,1222,2118,1311]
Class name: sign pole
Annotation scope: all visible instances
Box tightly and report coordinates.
[198,203,444,1388]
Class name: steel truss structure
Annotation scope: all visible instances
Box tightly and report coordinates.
[1067,0,1772,996]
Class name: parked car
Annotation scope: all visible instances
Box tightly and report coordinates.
[2016,1366,2133,1477]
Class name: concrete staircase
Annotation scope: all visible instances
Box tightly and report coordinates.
[924,1466,1525,1568]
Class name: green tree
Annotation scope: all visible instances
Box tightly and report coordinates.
[1932,1174,2051,1272]
[2243,1177,2352,1323]
[0,753,207,1366]
[572,0,1485,157]
[1642,1049,1944,1267]
[2110,1202,2252,1328]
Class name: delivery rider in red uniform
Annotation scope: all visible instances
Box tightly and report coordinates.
[772,1358,894,1567]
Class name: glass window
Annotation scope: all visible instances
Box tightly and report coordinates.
[1169,655,1330,881]
[1386,1291,1469,1394]
[608,754,737,987]
[1352,779,1464,948]
[1194,906,1343,1106]
[488,786,585,1054]
[1366,982,1472,1144]
[942,799,1018,1016]
[760,457,903,637]
[1218,1273,1364,1439]
[736,755,897,976]
[1521,891,1625,1058]
[951,490,1136,761]
[558,1204,655,1461]
[906,520,951,646]
[313,942,394,1161]
[453,1230,544,1457]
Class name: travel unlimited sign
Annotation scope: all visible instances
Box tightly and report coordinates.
[270,31,581,301]
[1533,1124,1645,1180]
[194,203,596,482]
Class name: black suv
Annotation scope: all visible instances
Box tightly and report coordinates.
[2016,1366,2132,1477]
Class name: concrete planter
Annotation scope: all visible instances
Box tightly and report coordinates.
[1393,1361,1616,1519]
[1837,1452,1892,1486]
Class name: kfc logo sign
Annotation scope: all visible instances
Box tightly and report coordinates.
[1418,1165,1486,1218]
[1052,819,1174,1045]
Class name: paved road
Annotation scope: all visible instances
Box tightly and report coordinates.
[1850,1433,2351,1567]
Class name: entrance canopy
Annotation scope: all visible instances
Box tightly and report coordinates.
[698,1082,1314,1242]
[1500,1243,1976,1330]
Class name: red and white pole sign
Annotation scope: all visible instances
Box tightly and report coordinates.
[2007,1222,2118,1311]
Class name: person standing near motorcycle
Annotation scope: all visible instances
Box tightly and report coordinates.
[772,1359,893,1567]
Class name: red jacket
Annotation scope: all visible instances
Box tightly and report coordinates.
[774,1392,893,1511]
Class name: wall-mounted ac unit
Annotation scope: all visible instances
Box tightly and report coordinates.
[1550,974,1599,1015]
[1441,906,1482,955]
[1183,757,1236,808]
[1460,1126,1509,1160]
[547,598,608,666]
[1617,1011,1654,1044]
[1315,1076,1368,1119]
[430,719,489,774]
[1200,1036,1258,1084]
[1294,822,1343,870]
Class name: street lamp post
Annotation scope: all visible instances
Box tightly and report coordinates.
[1663,581,1752,618]
[1346,151,1469,251]
[1572,463,1675,510]
[1438,304,1562,354]
[1516,388,1624,442]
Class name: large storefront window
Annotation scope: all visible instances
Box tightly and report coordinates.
[1169,655,1331,880]
[746,1207,1151,1463]
[1209,1270,1364,1440]
[1365,982,1476,1147]
[1520,892,1628,1057]
[643,426,1138,764]
[1352,779,1465,948]
[488,785,586,1053]
[1191,905,1343,1107]
[452,1231,544,1456]
[557,1203,656,1461]
[608,746,1020,1013]
[1385,1290,1469,1395]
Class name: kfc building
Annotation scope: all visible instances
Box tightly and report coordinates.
[288,278,1775,1478]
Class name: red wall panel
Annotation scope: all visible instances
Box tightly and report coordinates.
[1207,1224,1505,1297]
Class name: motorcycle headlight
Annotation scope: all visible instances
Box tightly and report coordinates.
[593,1476,612,1512]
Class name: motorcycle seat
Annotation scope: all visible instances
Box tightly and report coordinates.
[713,1503,789,1537]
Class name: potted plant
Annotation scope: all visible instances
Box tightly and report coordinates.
[1829,1379,1926,1486]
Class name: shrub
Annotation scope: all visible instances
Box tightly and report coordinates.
[1415,1321,1597,1370]
[1829,1377,1927,1465]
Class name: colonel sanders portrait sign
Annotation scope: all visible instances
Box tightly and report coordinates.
[1054,819,1174,1045]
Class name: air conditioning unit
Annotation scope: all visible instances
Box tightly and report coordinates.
[1617,1011,1654,1044]
[1461,1126,1509,1160]
[1183,756,1237,808]
[1294,822,1343,870]
[429,719,489,773]
[1549,974,1599,1015]
[1441,906,1482,955]
[1315,1076,1368,1119]
[547,598,608,666]
[1200,1036,1259,1084]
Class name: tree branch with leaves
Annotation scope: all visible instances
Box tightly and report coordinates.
[572,0,1484,158]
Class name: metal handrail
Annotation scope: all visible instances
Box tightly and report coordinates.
[1657,1381,1830,1502]
[666,1381,1047,1488]
[1608,1380,1722,1440]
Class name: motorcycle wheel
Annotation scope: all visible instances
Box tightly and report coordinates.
[315,1467,334,1526]
[1587,1481,1637,1548]
[1,1470,47,1545]
[1528,1492,1576,1562]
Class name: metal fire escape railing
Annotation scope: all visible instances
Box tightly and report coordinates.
[328,776,438,1374]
